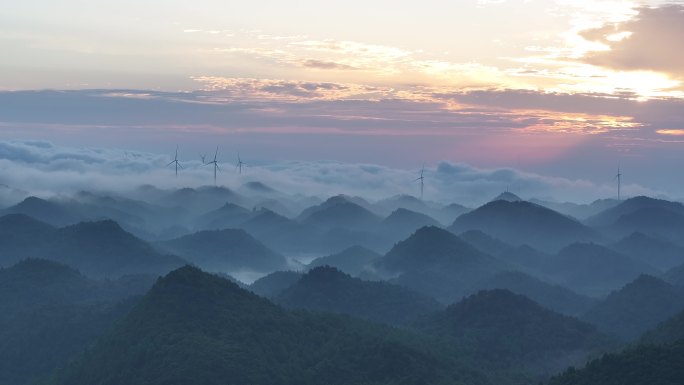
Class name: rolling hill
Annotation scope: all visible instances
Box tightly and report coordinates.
[375,226,504,303]
[450,200,598,252]
[415,289,611,375]
[380,208,441,240]
[585,196,684,227]
[248,270,302,298]
[0,216,185,277]
[307,245,381,276]
[469,271,596,316]
[0,259,152,385]
[298,195,381,230]
[545,243,658,297]
[276,266,442,326]
[582,275,684,341]
[158,229,288,273]
[193,202,253,230]
[1,196,82,227]
[45,266,492,385]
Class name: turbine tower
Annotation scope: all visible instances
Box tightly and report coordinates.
[236,153,247,174]
[415,166,425,200]
[205,146,220,185]
[166,145,183,177]
[615,164,622,201]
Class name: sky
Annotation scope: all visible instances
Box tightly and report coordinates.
[1,0,684,203]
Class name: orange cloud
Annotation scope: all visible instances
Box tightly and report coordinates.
[656,129,684,136]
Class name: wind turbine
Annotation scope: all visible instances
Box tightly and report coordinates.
[615,164,622,201]
[415,166,425,200]
[167,145,183,177]
[236,153,247,174]
[205,146,220,185]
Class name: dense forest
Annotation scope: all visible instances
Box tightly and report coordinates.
[1,190,683,384]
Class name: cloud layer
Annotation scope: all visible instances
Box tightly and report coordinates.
[582,5,684,78]
[0,140,665,209]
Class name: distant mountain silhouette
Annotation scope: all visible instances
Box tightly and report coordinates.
[251,198,295,218]
[46,220,186,278]
[415,289,610,375]
[0,217,185,277]
[298,196,381,230]
[241,208,300,235]
[611,232,684,270]
[531,198,619,221]
[380,208,441,240]
[375,226,504,303]
[373,194,432,216]
[549,340,684,385]
[150,186,247,217]
[606,207,684,245]
[249,270,302,298]
[373,195,461,224]
[72,191,176,237]
[491,191,522,202]
[545,242,658,296]
[241,181,278,194]
[45,266,491,385]
[243,207,379,253]
[441,202,471,223]
[159,229,288,273]
[298,195,375,219]
[277,266,442,326]
[239,208,314,247]
[2,196,82,226]
[450,200,599,252]
[193,202,253,230]
[469,271,596,316]
[585,196,684,227]
[307,245,381,276]
[582,275,684,341]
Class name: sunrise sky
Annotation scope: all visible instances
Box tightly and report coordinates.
[1,0,684,202]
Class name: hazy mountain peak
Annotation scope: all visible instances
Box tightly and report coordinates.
[491,191,522,202]
[277,265,442,326]
[308,245,381,276]
[0,212,54,231]
[451,199,597,252]
[241,181,277,193]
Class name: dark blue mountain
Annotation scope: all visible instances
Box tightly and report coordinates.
[277,266,442,326]
[545,242,658,296]
[307,245,381,276]
[159,229,288,273]
[582,275,684,341]
[450,200,599,252]
[375,226,504,303]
